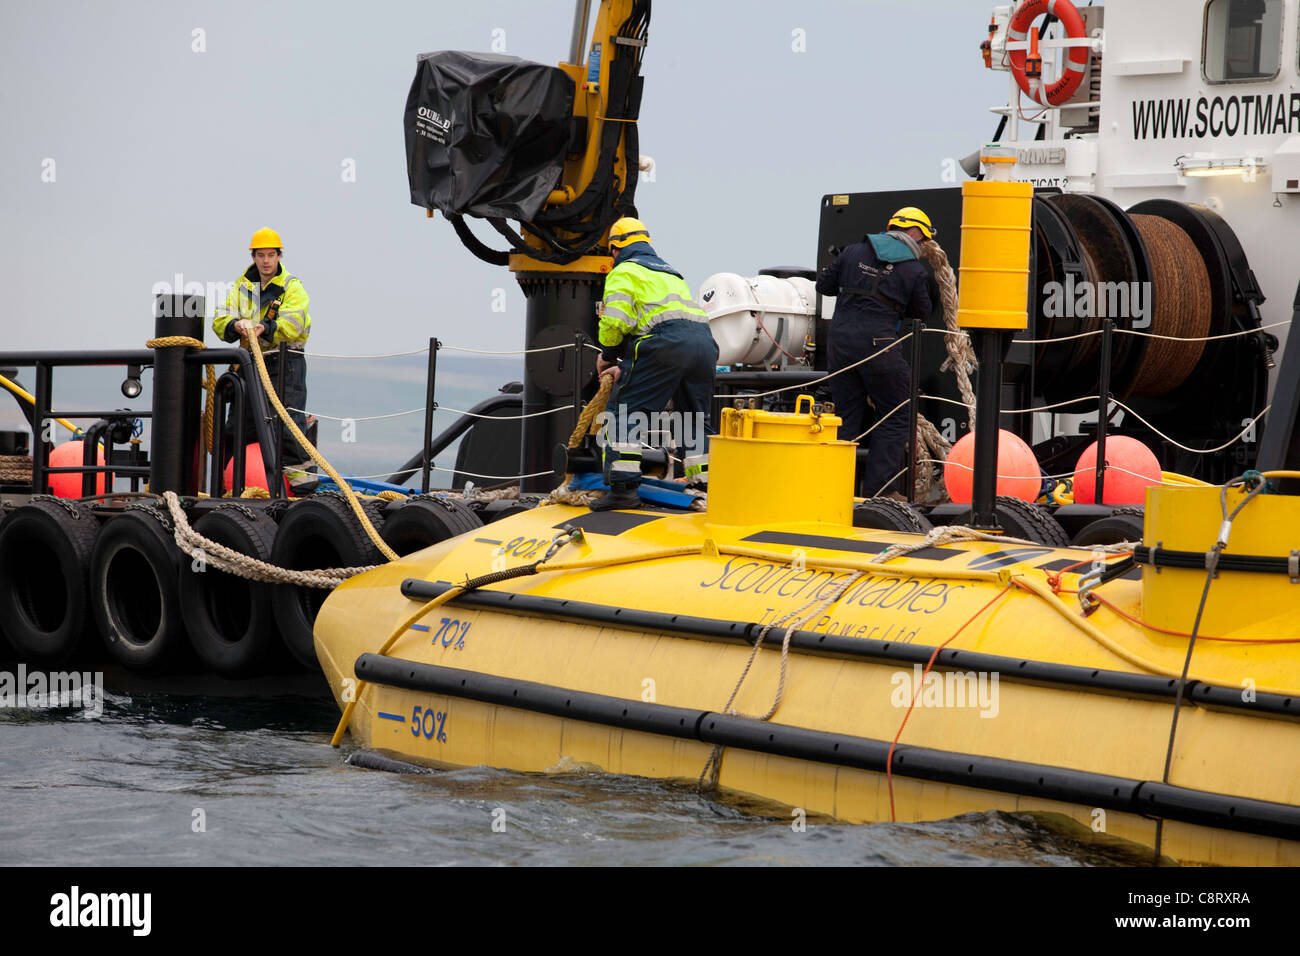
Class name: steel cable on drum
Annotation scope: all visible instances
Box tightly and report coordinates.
[1127,214,1212,396]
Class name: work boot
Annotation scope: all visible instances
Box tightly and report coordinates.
[588,485,642,512]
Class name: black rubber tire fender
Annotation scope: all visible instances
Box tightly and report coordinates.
[481,499,535,524]
[270,495,385,669]
[990,496,1072,547]
[178,506,282,677]
[954,496,1072,547]
[90,509,191,673]
[852,498,935,534]
[381,498,482,556]
[1070,511,1145,547]
[0,500,99,666]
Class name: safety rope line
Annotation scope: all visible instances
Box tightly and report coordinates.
[711,335,911,400]
[289,403,576,423]
[304,342,602,359]
[1109,399,1270,455]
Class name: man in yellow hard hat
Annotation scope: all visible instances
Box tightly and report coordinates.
[591,216,719,511]
[213,227,317,493]
[815,206,934,498]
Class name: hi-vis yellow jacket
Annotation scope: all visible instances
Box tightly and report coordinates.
[598,261,707,359]
[213,264,311,350]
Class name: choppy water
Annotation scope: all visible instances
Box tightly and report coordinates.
[0,679,1156,867]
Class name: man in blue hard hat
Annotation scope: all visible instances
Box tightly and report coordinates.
[816,207,934,499]
[590,216,719,511]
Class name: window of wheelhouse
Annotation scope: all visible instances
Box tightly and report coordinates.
[1202,0,1283,82]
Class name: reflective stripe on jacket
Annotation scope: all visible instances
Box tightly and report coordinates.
[598,261,707,355]
[213,264,311,350]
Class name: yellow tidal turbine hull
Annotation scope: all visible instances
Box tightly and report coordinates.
[315,502,1300,867]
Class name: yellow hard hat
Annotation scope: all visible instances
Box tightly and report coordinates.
[249,227,283,250]
[609,217,651,250]
[887,207,935,240]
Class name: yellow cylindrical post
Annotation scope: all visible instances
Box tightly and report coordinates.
[706,396,853,527]
[956,179,1034,331]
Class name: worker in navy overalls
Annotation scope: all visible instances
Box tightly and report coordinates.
[816,207,934,498]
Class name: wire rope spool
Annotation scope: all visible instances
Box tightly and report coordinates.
[1126,214,1213,396]
[1046,194,1150,401]
[0,499,99,666]
[178,505,284,677]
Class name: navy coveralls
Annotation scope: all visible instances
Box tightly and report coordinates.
[816,234,932,496]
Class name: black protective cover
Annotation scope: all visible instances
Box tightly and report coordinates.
[405,51,575,221]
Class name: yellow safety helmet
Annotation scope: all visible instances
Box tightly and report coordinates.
[887,207,936,241]
[249,227,283,250]
[609,217,651,250]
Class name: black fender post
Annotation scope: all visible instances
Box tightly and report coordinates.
[970,328,1003,530]
[151,293,203,495]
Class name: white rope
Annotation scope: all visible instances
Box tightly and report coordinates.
[438,404,575,420]
[289,406,424,422]
[1109,400,1269,455]
[851,400,909,443]
[290,404,576,423]
[440,343,570,355]
[304,347,430,359]
[919,392,1104,414]
[304,341,599,360]
[713,334,910,400]
[1117,320,1290,342]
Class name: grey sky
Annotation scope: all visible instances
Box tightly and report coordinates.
[2,0,1003,360]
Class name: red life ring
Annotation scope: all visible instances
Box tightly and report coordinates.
[1008,0,1090,107]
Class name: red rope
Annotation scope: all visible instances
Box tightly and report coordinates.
[886,583,1013,822]
[1080,590,1300,644]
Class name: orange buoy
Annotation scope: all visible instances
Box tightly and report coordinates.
[48,440,106,498]
[1073,436,1161,505]
[944,429,1040,503]
[223,443,269,494]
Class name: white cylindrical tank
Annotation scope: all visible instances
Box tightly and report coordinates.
[698,273,815,367]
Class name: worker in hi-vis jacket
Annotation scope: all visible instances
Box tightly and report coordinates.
[212,226,317,494]
[591,217,719,511]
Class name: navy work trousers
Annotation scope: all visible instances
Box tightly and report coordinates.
[827,321,911,496]
[602,319,719,490]
[227,349,310,469]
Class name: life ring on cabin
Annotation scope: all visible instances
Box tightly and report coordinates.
[270,494,387,669]
[0,499,99,666]
[380,496,483,557]
[90,508,192,672]
[1008,0,1090,107]
[178,505,283,677]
